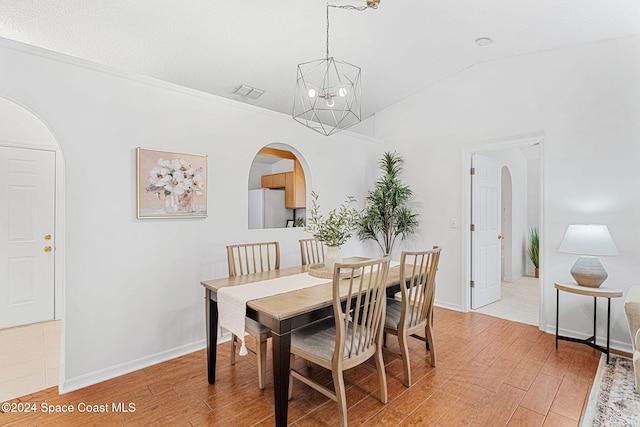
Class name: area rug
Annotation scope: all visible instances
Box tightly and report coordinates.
[581,353,639,426]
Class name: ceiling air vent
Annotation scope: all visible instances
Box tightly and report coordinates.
[232,84,264,99]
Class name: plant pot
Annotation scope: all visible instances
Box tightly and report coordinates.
[325,246,343,274]
[534,267,539,278]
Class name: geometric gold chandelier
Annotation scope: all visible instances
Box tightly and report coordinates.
[293,0,380,136]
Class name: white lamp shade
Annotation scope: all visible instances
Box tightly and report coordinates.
[558,224,619,256]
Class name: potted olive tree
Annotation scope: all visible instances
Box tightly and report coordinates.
[305,191,359,272]
[527,227,539,278]
[357,151,419,256]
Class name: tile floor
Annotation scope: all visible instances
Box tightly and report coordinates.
[474,275,540,326]
[0,320,61,402]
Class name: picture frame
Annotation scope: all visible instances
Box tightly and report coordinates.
[286,219,294,228]
[136,147,208,219]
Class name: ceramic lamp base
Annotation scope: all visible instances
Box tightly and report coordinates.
[570,255,608,288]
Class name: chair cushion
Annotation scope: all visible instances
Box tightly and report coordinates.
[291,318,336,362]
[291,317,370,362]
[245,317,271,336]
[385,298,402,330]
[385,298,425,330]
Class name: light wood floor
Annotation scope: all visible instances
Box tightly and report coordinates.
[1,308,601,426]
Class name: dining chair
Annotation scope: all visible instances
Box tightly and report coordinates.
[288,256,391,427]
[384,246,441,387]
[226,241,280,389]
[299,238,325,265]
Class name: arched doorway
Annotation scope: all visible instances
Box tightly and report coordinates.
[0,96,65,401]
[247,144,309,229]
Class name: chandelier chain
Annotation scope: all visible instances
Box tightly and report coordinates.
[326,2,372,59]
[326,3,330,59]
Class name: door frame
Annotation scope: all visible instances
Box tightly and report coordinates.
[461,132,546,328]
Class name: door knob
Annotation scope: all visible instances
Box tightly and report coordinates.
[44,234,52,240]
[498,234,505,240]
[44,246,52,252]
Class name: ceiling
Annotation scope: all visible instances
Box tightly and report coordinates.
[1,1,640,122]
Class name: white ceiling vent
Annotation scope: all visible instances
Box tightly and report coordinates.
[232,84,265,99]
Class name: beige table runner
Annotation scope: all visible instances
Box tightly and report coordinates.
[218,261,398,356]
[217,272,329,355]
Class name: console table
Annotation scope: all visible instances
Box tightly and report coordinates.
[555,282,623,363]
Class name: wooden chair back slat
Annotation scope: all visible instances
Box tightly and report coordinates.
[299,238,325,265]
[333,257,391,362]
[399,247,441,329]
[226,241,280,277]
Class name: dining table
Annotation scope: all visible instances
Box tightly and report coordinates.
[200,258,403,427]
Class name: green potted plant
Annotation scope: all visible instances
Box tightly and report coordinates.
[357,151,419,255]
[527,227,539,278]
[305,191,359,272]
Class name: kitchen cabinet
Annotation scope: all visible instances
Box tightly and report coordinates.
[261,159,306,209]
[261,173,286,189]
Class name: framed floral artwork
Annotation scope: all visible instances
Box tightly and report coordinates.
[136,148,208,218]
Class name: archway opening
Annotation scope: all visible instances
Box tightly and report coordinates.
[0,96,65,401]
[248,144,308,229]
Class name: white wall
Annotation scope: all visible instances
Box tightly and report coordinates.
[373,35,640,352]
[491,148,529,281]
[271,158,294,174]
[0,38,382,391]
[501,165,513,280]
[248,162,272,190]
[0,98,57,147]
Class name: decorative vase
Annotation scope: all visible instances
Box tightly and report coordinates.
[165,191,193,214]
[165,192,179,213]
[178,191,193,213]
[325,246,343,274]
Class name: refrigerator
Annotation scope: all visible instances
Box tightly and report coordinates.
[248,189,289,229]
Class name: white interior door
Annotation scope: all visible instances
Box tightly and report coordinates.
[471,153,502,309]
[0,146,55,328]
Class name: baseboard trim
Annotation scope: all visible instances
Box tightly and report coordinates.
[435,301,462,312]
[60,339,209,394]
[60,331,235,395]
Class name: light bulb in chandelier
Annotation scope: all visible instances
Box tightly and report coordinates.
[338,87,347,97]
[326,98,335,108]
[308,88,317,98]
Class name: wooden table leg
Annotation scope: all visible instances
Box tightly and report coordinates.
[205,288,218,384]
[272,330,291,427]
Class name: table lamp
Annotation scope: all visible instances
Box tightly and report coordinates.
[558,224,619,287]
